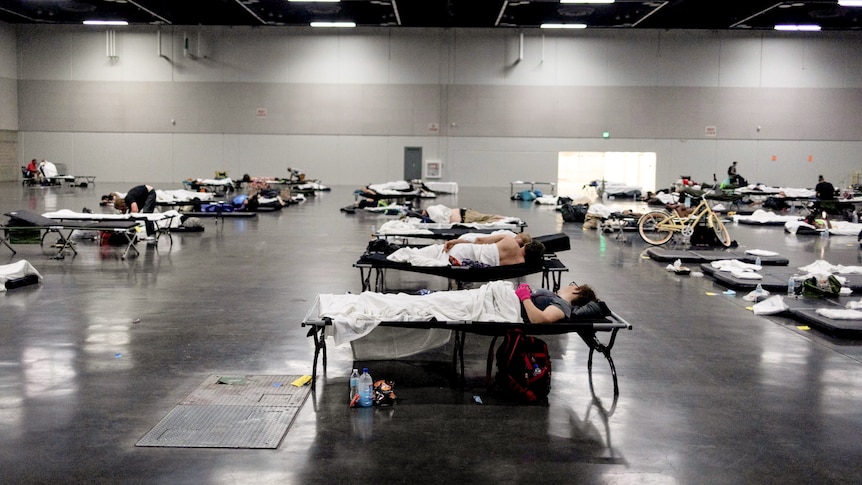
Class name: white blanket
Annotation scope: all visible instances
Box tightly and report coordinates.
[798,260,862,275]
[386,244,450,267]
[156,189,215,202]
[0,260,42,291]
[318,281,522,346]
[43,209,180,222]
[710,259,763,279]
[816,308,862,320]
[733,209,801,225]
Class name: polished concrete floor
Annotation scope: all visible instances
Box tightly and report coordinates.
[2,181,862,484]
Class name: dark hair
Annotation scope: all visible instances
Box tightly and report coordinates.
[523,241,545,264]
[572,284,597,305]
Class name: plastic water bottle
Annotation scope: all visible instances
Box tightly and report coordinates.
[531,359,541,376]
[358,368,374,408]
[787,276,796,297]
[755,256,761,267]
[349,368,360,404]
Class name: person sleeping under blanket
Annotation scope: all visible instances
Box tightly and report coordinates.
[422,204,520,225]
[317,280,605,347]
[386,233,545,267]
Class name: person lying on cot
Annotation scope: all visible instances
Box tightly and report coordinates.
[443,233,543,266]
[449,231,531,247]
[423,204,513,224]
[515,282,602,323]
[803,211,832,230]
[386,235,544,267]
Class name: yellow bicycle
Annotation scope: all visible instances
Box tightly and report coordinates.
[637,198,732,246]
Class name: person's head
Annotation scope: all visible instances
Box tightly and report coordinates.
[514,232,532,246]
[818,175,825,182]
[523,240,545,264]
[112,193,127,212]
[733,161,737,166]
[558,282,597,305]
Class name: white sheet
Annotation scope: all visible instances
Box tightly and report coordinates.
[42,209,180,222]
[733,209,801,225]
[195,178,234,186]
[377,219,434,235]
[0,260,42,291]
[318,281,522,346]
[815,308,862,320]
[156,189,215,202]
[377,219,523,235]
[386,244,450,267]
[798,260,862,275]
[710,259,763,279]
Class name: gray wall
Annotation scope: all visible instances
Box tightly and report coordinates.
[8,25,862,189]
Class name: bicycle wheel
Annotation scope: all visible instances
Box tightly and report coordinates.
[707,212,732,247]
[638,211,674,245]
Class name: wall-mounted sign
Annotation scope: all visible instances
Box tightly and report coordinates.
[705,126,717,137]
[256,108,267,118]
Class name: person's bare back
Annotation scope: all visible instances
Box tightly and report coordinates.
[496,237,524,265]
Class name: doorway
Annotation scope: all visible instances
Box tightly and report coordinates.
[557,151,656,200]
[404,147,422,181]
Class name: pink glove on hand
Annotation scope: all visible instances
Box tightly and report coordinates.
[515,284,532,301]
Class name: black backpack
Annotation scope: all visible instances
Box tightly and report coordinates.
[486,329,552,403]
[561,202,588,223]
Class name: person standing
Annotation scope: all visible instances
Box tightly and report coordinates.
[727,161,741,186]
[113,185,158,240]
[815,175,835,200]
[815,175,837,214]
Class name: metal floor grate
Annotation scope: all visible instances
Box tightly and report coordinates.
[136,375,311,449]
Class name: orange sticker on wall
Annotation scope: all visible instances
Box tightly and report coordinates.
[771,155,777,161]
[808,155,813,162]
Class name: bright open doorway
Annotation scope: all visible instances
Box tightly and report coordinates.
[557,151,657,201]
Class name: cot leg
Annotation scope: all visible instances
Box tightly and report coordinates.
[306,325,327,389]
[374,268,385,292]
[122,233,140,260]
[358,266,371,291]
[544,269,562,292]
[50,229,78,259]
[452,331,466,389]
[0,234,16,254]
[582,329,621,414]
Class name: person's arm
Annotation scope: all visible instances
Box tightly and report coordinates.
[472,234,507,245]
[522,299,565,324]
[129,201,140,213]
[445,233,506,251]
[516,284,565,324]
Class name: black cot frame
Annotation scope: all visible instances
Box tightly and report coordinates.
[354,254,568,292]
[1,209,175,259]
[301,297,632,402]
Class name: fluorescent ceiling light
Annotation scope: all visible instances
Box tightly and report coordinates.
[541,23,588,29]
[289,0,340,2]
[83,20,128,26]
[838,0,862,6]
[560,0,614,4]
[310,21,356,27]
[774,24,821,31]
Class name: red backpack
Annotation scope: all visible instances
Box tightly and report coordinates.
[487,329,552,403]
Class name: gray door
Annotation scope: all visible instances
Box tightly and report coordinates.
[404,147,422,181]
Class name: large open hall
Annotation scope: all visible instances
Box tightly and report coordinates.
[2,181,862,483]
[3,2,862,483]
